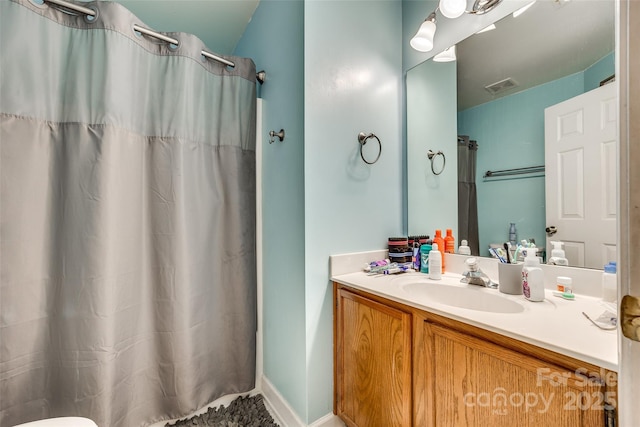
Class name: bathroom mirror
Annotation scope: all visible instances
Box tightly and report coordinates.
[406,0,616,269]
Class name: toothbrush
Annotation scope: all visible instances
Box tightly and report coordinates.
[504,242,512,263]
[513,245,522,263]
[489,247,507,263]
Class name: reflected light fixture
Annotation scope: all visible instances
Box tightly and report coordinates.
[439,0,466,19]
[476,23,496,34]
[410,11,437,52]
[433,45,457,62]
[410,0,504,52]
[513,0,536,18]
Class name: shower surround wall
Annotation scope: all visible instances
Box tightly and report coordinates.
[236,0,403,424]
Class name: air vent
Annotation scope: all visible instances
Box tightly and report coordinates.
[484,77,519,95]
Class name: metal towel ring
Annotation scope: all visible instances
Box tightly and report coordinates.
[357,132,382,165]
[427,150,446,175]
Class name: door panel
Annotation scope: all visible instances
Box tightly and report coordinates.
[427,323,604,426]
[335,289,412,427]
[545,83,617,269]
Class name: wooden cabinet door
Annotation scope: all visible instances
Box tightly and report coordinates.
[335,288,412,427]
[425,322,607,427]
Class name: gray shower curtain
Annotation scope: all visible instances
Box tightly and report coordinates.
[0,1,257,426]
[458,136,479,255]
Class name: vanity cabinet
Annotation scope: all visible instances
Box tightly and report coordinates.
[425,322,607,426]
[334,283,618,427]
[334,287,413,427]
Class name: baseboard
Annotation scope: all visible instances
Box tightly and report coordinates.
[260,376,305,427]
[308,412,346,427]
[260,376,346,427]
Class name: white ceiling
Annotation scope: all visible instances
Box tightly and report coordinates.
[114,0,260,55]
[456,0,615,110]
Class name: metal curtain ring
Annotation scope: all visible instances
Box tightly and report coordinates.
[357,132,382,165]
[427,150,446,175]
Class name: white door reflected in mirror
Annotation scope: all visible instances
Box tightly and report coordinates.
[544,83,618,269]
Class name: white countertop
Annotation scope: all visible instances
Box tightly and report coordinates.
[332,270,618,371]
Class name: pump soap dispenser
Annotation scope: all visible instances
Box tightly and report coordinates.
[522,248,545,302]
[548,241,569,266]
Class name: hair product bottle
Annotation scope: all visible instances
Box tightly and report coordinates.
[433,229,445,273]
[444,229,455,254]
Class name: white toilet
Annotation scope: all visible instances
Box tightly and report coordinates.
[14,417,98,427]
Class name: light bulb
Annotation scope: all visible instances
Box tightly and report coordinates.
[410,19,436,52]
[439,0,467,19]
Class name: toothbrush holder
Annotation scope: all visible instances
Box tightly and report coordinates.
[498,262,524,295]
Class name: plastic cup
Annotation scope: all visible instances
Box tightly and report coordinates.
[498,263,524,295]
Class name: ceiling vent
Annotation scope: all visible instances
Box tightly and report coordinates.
[484,77,519,95]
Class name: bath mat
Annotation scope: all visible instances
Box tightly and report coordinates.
[165,394,279,427]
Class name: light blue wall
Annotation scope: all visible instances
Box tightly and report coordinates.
[234,0,307,419]
[304,0,403,422]
[236,0,403,424]
[584,52,615,92]
[458,73,585,257]
[406,59,458,238]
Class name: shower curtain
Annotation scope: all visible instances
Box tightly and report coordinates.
[458,136,480,255]
[0,1,257,426]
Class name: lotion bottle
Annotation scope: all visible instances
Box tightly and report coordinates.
[428,243,442,280]
[522,248,545,302]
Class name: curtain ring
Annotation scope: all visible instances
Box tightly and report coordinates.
[427,150,446,175]
[357,132,382,165]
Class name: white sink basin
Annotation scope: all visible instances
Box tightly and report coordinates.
[401,282,525,314]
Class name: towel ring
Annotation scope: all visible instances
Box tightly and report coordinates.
[427,150,446,175]
[357,132,382,165]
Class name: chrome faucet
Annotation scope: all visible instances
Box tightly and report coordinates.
[461,257,498,289]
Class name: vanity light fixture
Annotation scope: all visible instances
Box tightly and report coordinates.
[439,0,466,19]
[410,11,437,52]
[433,45,457,62]
[411,0,503,52]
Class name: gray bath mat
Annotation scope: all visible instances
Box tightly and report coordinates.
[165,394,279,427]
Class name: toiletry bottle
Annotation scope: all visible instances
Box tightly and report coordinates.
[420,244,432,274]
[509,222,517,246]
[522,248,545,302]
[411,238,421,271]
[458,240,471,255]
[444,229,455,254]
[556,276,572,293]
[428,243,442,280]
[602,262,617,302]
[433,229,445,273]
[548,241,569,266]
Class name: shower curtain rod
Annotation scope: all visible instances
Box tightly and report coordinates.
[43,0,266,84]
